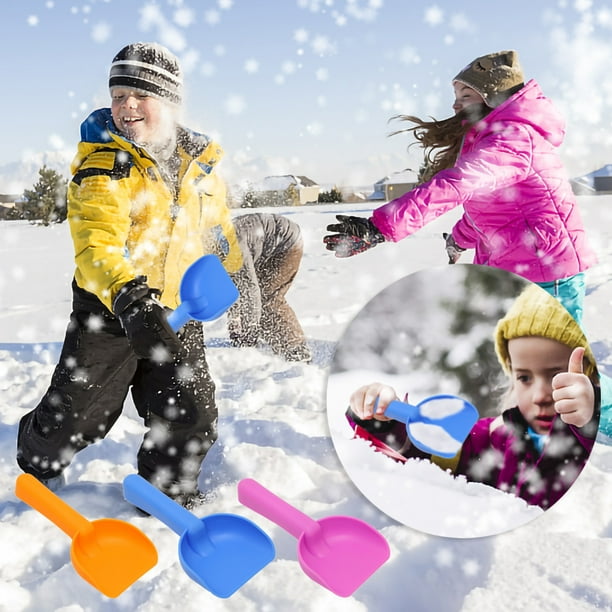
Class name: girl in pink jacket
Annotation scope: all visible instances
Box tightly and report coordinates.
[324,50,597,323]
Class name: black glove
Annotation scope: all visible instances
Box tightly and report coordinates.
[113,276,182,360]
[442,232,465,264]
[323,215,385,258]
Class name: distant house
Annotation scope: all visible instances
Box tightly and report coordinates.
[368,170,418,201]
[367,177,387,201]
[252,175,321,206]
[571,164,612,194]
[0,193,24,219]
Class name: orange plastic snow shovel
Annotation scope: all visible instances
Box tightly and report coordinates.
[15,474,157,598]
[237,478,390,597]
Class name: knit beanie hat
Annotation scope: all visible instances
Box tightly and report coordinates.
[494,284,597,379]
[453,50,524,108]
[109,42,182,105]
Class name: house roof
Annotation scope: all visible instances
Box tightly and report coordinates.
[574,164,612,187]
[0,193,22,203]
[380,169,418,185]
[257,174,320,191]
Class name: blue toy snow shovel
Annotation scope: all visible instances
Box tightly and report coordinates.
[166,254,239,330]
[383,394,479,458]
[122,475,275,598]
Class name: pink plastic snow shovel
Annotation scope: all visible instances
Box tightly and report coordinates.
[237,478,390,597]
[123,475,275,598]
[15,474,157,598]
[383,394,479,458]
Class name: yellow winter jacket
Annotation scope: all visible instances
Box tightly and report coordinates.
[67,108,242,311]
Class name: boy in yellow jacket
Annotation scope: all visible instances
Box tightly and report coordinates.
[17,42,242,507]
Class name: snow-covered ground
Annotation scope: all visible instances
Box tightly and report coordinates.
[1,197,611,611]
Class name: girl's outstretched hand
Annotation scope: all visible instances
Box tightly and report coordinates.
[552,347,595,428]
[323,215,385,257]
[349,382,400,421]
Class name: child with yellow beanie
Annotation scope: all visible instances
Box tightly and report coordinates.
[452,284,600,508]
[346,284,600,510]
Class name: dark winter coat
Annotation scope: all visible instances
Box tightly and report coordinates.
[455,407,597,509]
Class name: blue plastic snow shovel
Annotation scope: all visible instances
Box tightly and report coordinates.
[166,254,239,330]
[383,394,479,458]
[122,475,275,598]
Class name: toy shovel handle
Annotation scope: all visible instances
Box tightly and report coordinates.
[384,401,420,424]
[123,474,202,536]
[166,303,193,331]
[15,474,91,538]
[237,478,317,541]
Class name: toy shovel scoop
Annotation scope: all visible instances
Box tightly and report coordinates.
[15,474,157,598]
[384,394,479,458]
[166,254,239,330]
[123,475,274,598]
[237,478,390,597]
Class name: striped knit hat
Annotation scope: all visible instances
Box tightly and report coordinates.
[494,284,597,380]
[109,42,182,105]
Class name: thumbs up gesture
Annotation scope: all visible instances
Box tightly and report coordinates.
[552,347,595,428]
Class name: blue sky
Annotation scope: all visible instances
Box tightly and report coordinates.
[2,0,612,188]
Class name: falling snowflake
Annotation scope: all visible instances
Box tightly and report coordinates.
[424,6,444,26]
[85,314,104,333]
[91,21,111,43]
[449,13,473,32]
[173,7,195,27]
[225,95,246,115]
[294,28,309,44]
[306,122,323,136]
[48,134,66,151]
[399,46,421,66]
[575,0,594,12]
[281,60,298,75]
[345,0,382,22]
[462,558,481,577]
[311,35,337,57]
[244,58,259,74]
[434,547,454,567]
[26,15,39,26]
[200,61,216,77]
[333,11,348,26]
[204,10,221,26]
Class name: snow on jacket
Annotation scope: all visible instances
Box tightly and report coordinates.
[371,80,597,283]
[67,108,243,311]
[455,406,597,509]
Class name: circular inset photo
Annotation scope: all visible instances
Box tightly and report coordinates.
[326,264,601,538]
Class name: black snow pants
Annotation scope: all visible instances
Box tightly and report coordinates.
[16,280,218,500]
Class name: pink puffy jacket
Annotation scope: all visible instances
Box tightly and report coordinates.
[371,80,597,282]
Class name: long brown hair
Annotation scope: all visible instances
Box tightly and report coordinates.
[389,104,492,183]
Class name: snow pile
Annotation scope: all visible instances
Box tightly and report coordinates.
[0,198,611,610]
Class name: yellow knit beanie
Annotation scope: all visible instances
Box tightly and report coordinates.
[453,50,525,108]
[494,284,597,379]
